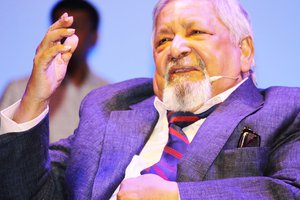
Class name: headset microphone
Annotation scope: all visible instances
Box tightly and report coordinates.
[209,75,239,82]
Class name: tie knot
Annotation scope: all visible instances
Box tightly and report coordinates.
[167,105,218,128]
[167,111,200,128]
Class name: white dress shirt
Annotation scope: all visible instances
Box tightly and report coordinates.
[0,78,247,199]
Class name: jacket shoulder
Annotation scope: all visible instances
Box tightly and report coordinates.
[259,86,300,117]
[80,78,154,111]
[261,86,300,103]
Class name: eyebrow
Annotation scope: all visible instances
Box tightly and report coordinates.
[156,26,173,35]
[183,21,201,30]
[157,20,203,33]
[155,18,208,37]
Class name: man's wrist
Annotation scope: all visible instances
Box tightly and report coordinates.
[0,100,49,134]
[13,94,49,123]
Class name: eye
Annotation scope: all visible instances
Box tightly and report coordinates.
[190,30,206,35]
[157,38,171,47]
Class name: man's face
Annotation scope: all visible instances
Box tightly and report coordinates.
[153,0,250,110]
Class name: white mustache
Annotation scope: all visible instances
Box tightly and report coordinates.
[166,53,240,83]
[167,54,205,71]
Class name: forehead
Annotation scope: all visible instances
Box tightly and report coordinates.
[156,0,219,29]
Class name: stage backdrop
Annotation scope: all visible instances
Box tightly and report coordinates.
[0,0,299,96]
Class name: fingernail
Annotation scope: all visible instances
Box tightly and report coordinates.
[64,45,72,50]
[60,12,68,19]
[64,16,73,22]
[67,28,75,33]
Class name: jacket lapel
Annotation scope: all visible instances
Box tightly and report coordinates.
[177,79,264,181]
[92,97,158,199]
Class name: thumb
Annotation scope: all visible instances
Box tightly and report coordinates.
[61,34,79,63]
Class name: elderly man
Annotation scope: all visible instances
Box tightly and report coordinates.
[0,0,299,199]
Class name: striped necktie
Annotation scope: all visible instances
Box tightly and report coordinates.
[141,106,216,181]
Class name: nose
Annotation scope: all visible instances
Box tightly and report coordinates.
[170,35,191,60]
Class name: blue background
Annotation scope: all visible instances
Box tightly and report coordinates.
[0,0,299,95]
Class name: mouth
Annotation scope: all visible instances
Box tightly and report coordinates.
[169,66,200,75]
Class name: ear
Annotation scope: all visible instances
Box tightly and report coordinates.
[239,36,254,73]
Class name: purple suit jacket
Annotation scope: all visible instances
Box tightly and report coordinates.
[1,78,300,199]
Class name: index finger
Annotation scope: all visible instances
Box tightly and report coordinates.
[48,12,73,32]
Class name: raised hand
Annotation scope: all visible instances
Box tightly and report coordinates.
[13,13,79,123]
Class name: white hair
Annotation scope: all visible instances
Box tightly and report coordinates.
[152,0,255,66]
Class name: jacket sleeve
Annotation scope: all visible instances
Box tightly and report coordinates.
[0,115,71,200]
